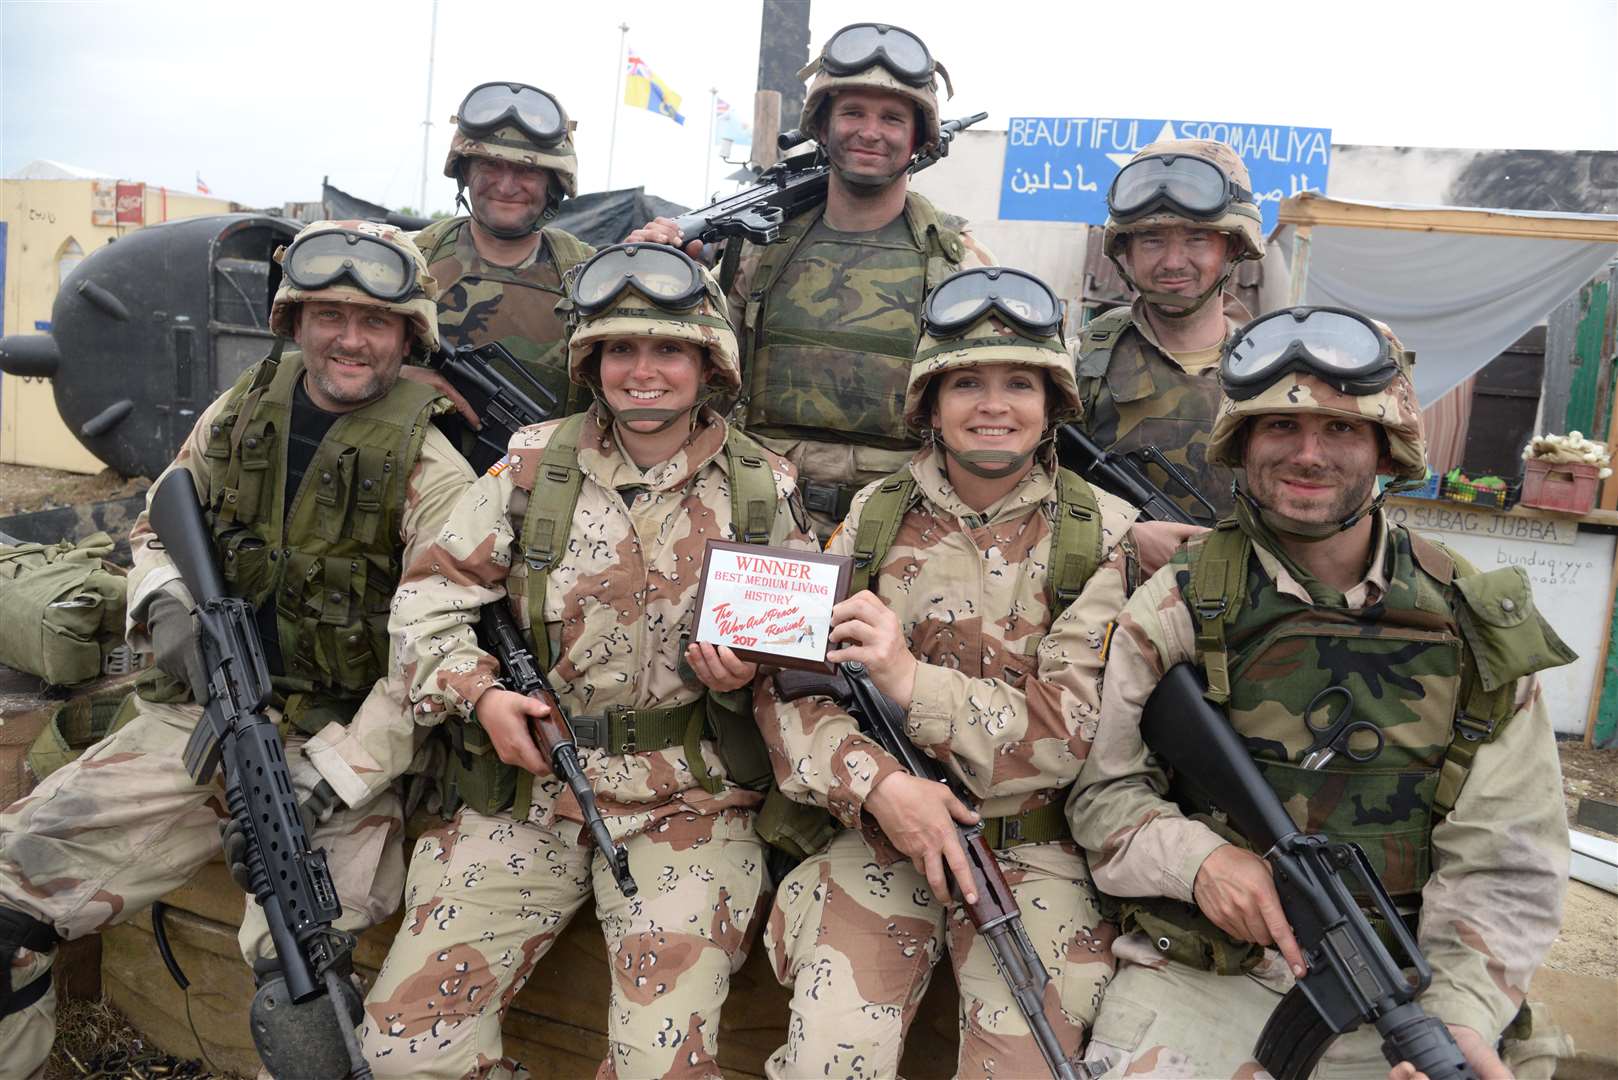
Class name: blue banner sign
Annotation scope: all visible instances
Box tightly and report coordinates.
[998,117,1331,235]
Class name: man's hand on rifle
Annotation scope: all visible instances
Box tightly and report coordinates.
[1192,843,1308,976]
[147,592,208,702]
[827,591,919,708]
[399,365,481,428]
[864,772,982,906]
[1386,1024,1509,1080]
[475,688,555,777]
[625,217,704,259]
[685,642,758,693]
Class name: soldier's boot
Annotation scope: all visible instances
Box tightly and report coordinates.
[0,905,61,1080]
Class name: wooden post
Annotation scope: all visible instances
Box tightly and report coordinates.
[751,90,782,171]
[1585,538,1618,746]
[1287,225,1313,305]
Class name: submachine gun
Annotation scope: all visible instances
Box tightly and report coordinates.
[1056,424,1216,526]
[477,602,637,897]
[148,470,370,1080]
[426,341,561,473]
[776,661,1102,1080]
[671,111,990,247]
[1141,663,1477,1080]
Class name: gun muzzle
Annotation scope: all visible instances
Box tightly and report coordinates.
[777,128,810,151]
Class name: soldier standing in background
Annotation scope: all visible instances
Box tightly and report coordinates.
[631,23,993,539]
[1073,139,1267,523]
[1069,307,1573,1078]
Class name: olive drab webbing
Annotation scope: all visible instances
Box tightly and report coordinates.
[448,413,784,818]
[178,350,444,732]
[739,192,967,448]
[1073,306,1135,381]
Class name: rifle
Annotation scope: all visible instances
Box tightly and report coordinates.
[671,112,990,247]
[775,661,1099,1080]
[426,341,561,472]
[1140,663,1477,1080]
[1056,424,1214,525]
[150,470,369,1080]
[477,602,637,897]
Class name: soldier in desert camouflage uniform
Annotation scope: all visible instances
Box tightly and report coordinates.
[359,244,814,1079]
[755,267,1195,1078]
[1072,139,1268,523]
[630,23,992,539]
[404,81,597,433]
[0,220,475,1078]
[1069,306,1574,1078]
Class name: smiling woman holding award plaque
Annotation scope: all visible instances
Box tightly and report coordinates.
[364,243,815,1079]
[754,267,1201,1078]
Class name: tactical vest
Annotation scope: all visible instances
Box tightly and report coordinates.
[186,351,445,731]
[450,412,784,818]
[757,463,1107,861]
[1075,306,1234,522]
[739,193,967,449]
[1120,519,1574,973]
[415,217,594,416]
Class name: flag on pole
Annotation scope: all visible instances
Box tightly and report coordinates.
[623,48,685,125]
[195,172,211,195]
[714,97,752,149]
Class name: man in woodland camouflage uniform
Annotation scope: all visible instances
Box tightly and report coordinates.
[1069,306,1573,1078]
[0,221,474,1078]
[631,23,992,539]
[1072,139,1267,523]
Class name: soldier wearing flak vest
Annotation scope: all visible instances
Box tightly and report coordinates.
[631,23,993,539]
[361,244,815,1079]
[0,221,475,1078]
[1070,307,1574,1078]
[755,267,1196,1078]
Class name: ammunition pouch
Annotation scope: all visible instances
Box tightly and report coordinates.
[797,479,859,522]
[754,787,838,863]
[0,532,129,686]
[26,687,140,783]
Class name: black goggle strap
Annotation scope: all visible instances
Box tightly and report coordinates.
[796,53,951,97]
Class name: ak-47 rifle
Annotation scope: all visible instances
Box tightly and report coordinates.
[1056,423,1215,525]
[1141,663,1477,1080]
[149,470,369,1080]
[426,341,561,472]
[477,602,637,897]
[775,661,1100,1080]
[670,111,990,247]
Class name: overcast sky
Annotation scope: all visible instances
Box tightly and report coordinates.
[3,0,1614,214]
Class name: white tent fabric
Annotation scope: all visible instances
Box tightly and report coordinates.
[1277,207,1618,406]
[7,159,112,180]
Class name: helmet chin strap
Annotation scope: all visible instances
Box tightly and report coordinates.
[1137,266,1233,320]
[455,183,545,241]
[595,387,716,436]
[1232,478,1386,543]
[935,432,1040,480]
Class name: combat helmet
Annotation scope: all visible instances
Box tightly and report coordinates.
[798,22,953,155]
[444,81,579,223]
[269,219,440,357]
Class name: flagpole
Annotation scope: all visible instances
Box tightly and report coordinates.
[606,21,629,190]
[418,0,439,213]
[703,88,718,202]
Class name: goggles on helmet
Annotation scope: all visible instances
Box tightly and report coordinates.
[819,22,933,86]
[282,229,420,303]
[1221,307,1398,401]
[1108,153,1254,225]
[924,267,1063,339]
[456,81,568,147]
[571,243,709,316]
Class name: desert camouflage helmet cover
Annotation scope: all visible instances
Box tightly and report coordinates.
[1103,138,1265,262]
[797,31,952,154]
[1209,320,1427,482]
[904,314,1082,434]
[269,219,441,354]
[565,259,741,392]
[443,108,579,203]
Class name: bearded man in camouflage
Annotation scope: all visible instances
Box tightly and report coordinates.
[0,221,475,1077]
[1069,306,1573,1078]
[1072,139,1267,524]
[756,267,1195,1077]
[630,23,991,539]
[403,80,597,437]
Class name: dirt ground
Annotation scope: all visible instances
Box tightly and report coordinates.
[1560,737,1618,838]
[0,463,147,518]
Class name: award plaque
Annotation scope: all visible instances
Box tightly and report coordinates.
[692,541,852,671]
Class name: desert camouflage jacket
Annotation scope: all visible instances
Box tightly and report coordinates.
[759,446,1195,827]
[390,405,814,837]
[1068,512,1569,1040]
[125,375,475,808]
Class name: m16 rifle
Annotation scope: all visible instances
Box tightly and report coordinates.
[149,470,370,1080]
[775,661,1100,1080]
[1057,424,1215,525]
[1141,663,1477,1080]
[671,112,990,248]
[426,341,561,472]
[477,602,637,897]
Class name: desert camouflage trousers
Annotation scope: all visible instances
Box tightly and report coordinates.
[0,697,405,1080]
[763,826,1115,1079]
[357,804,765,1080]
